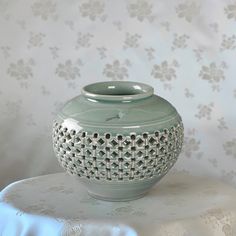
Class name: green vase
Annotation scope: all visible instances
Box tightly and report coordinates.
[52,81,184,201]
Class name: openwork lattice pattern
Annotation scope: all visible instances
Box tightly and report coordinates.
[53,122,184,181]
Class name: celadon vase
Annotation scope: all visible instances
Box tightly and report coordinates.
[52,81,184,201]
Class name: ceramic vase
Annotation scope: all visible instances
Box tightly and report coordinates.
[52,81,184,201]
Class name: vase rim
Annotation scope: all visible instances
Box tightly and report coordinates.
[81,81,154,101]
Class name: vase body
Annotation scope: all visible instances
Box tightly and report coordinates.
[52,81,184,201]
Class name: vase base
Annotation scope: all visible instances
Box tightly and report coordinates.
[79,175,164,202]
[87,191,147,202]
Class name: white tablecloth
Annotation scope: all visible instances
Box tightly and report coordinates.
[1,172,236,236]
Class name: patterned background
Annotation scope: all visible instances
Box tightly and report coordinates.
[0,0,236,189]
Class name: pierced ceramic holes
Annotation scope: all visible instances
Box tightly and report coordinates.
[131,134,136,140]
[53,121,183,182]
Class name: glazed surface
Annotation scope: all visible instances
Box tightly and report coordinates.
[52,82,184,200]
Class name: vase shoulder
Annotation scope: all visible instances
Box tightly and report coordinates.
[58,94,180,128]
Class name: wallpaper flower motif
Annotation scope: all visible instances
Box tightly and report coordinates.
[145,47,155,61]
[79,0,106,21]
[103,60,129,80]
[184,88,194,98]
[127,0,154,22]
[1,46,11,59]
[55,60,81,80]
[76,33,94,49]
[183,129,202,159]
[3,100,22,118]
[49,47,59,59]
[172,34,189,50]
[184,137,200,158]
[31,0,57,20]
[224,3,236,21]
[217,117,228,130]
[28,32,45,49]
[220,35,236,51]
[151,61,178,82]
[195,103,214,120]
[175,1,200,22]
[7,59,35,88]
[223,139,236,158]
[123,33,141,49]
[199,63,225,91]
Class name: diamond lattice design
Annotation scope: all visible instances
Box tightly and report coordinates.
[53,121,184,181]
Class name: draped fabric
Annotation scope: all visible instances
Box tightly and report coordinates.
[1,172,236,236]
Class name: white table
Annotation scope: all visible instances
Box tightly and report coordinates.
[1,172,236,236]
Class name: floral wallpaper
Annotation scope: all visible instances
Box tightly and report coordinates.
[0,0,236,189]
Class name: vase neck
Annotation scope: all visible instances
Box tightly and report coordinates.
[81,81,154,102]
